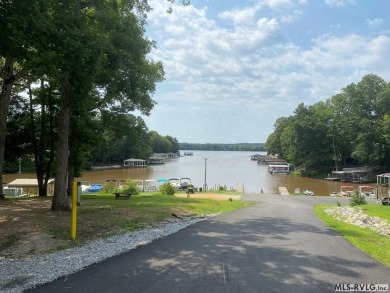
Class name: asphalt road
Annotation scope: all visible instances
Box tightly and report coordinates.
[27,194,389,293]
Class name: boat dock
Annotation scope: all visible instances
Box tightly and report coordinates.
[279,186,289,195]
[325,167,374,183]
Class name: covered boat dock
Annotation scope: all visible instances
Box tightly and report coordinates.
[148,156,165,165]
[123,158,148,168]
[377,173,390,186]
[327,167,374,183]
[268,164,290,174]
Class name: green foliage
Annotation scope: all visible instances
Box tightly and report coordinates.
[1,0,179,197]
[265,74,390,169]
[102,181,117,194]
[150,131,179,154]
[90,114,154,163]
[159,182,176,195]
[265,117,290,157]
[116,179,140,195]
[349,190,367,206]
[179,143,265,152]
[336,201,341,207]
[360,205,390,218]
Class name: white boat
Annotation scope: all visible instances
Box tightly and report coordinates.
[303,190,315,196]
[144,179,157,192]
[80,181,91,193]
[169,178,180,189]
[179,178,191,190]
[118,179,127,188]
[133,179,144,191]
[359,185,376,197]
[339,185,355,197]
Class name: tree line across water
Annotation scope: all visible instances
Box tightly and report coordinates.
[265,74,390,175]
[179,143,265,152]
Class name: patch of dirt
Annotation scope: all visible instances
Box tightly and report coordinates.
[0,198,63,258]
[0,193,240,259]
[1,232,62,257]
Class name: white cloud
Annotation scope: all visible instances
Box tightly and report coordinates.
[261,0,293,9]
[324,0,356,8]
[219,4,261,26]
[280,9,303,23]
[366,18,384,28]
[145,0,390,142]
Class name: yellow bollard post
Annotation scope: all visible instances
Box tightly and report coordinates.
[71,181,78,240]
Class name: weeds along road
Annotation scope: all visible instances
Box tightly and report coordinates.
[27,194,389,293]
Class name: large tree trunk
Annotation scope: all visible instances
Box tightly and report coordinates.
[45,84,56,195]
[68,164,75,197]
[0,57,15,199]
[29,81,45,196]
[51,72,71,211]
[67,132,77,197]
[30,80,56,196]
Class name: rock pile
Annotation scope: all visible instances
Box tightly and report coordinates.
[325,206,390,236]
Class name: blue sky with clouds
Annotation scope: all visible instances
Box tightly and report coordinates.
[142,0,390,144]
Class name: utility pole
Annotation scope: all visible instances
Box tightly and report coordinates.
[203,157,209,191]
[333,136,338,171]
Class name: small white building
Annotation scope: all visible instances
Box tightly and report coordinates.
[123,158,148,168]
[6,178,55,196]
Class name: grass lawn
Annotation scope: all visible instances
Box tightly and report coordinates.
[79,191,249,234]
[314,204,390,267]
[1,191,254,255]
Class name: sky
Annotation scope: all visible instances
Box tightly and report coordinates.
[142,0,390,144]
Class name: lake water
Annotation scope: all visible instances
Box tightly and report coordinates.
[4,150,385,196]
[3,151,388,195]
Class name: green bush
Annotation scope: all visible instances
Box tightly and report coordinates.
[350,190,367,206]
[159,182,175,195]
[116,179,140,195]
[102,181,117,193]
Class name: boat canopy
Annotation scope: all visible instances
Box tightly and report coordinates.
[377,173,390,186]
[123,158,148,168]
[144,179,157,191]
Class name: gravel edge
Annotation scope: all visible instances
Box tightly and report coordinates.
[0,216,207,293]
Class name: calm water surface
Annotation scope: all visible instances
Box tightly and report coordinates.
[4,150,385,196]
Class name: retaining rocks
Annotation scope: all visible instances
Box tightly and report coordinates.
[325,206,390,236]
